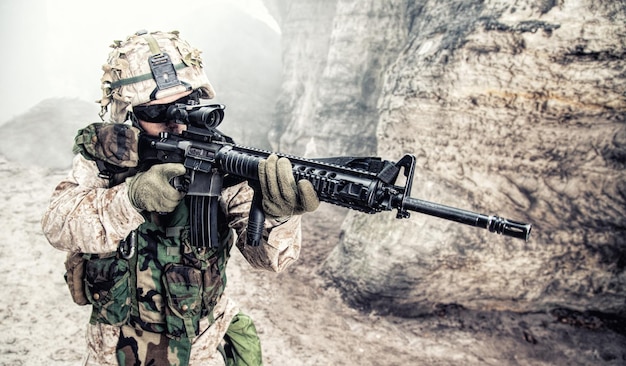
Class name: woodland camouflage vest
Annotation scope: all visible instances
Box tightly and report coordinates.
[84,201,233,335]
[69,122,264,365]
[73,122,233,339]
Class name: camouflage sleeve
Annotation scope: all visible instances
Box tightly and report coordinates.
[220,182,302,273]
[41,154,145,253]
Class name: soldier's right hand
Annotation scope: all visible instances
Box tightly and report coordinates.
[126,163,187,213]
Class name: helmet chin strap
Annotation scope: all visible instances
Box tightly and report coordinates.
[128,112,142,130]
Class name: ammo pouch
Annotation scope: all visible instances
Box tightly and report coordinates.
[83,253,131,326]
[162,244,229,340]
[163,263,204,339]
[64,252,89,306]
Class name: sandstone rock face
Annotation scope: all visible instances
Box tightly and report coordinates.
[268,0,626,317]
[267,0,408,157]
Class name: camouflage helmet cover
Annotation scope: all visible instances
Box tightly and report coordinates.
[98,30,216,123]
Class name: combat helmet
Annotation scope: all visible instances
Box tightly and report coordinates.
[98,30,215,123]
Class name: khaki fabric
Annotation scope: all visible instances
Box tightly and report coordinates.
[219,179,303,273]
[258,154,320,220]
[41,154,145,253]
[126,163,186,212]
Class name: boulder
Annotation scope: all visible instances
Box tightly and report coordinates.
[267,0,626,316]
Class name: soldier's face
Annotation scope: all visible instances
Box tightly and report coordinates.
[135,91,192,136]
[138,120,187,136]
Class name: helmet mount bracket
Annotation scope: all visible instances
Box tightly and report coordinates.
[148,52,187,100]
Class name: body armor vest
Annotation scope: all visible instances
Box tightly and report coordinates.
[69,123,255,365]
[72,122,234,339]
[84,198,234,340]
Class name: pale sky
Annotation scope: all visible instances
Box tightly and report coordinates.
[0,0,280,122]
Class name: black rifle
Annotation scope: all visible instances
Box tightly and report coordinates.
[138,103,532,248]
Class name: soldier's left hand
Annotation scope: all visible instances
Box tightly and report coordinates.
[258,154,320,220]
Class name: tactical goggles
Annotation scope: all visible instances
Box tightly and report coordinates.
[132,93,199,123]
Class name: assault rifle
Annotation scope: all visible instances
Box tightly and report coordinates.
[138,103,532,248]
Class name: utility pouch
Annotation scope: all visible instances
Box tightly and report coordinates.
[223,313,263,366]
[84,254,131,326]
[202,254,226,312]
[202,228,233,313]
[163,263,204,339]
[64,252,89,306]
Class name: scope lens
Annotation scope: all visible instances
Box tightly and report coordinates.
[187,105,225,129]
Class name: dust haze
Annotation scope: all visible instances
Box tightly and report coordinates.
[2,1,625,365]
[0,0,280,126]
[0,0,282,168]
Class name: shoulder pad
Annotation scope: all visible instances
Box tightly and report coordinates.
[73,122,140,168]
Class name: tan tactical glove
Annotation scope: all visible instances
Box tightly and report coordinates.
[258,154,320,220]
[126,163,187,213]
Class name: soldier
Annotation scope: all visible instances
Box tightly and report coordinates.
[41,30,319,366]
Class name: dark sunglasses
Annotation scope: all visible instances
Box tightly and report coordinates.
[133,93,198,123]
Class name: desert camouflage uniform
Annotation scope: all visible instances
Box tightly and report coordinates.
[42,153,303,365]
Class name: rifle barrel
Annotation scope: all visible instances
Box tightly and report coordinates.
[401,196,532,241]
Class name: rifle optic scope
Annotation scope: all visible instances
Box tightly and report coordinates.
[167,103,225,129]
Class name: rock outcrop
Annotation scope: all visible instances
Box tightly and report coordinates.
[266,0,626,317]
[0,98,98,170]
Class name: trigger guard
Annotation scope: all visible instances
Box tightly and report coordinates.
[170,175,189,192]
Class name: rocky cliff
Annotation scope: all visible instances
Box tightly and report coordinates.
[266,0,626,318]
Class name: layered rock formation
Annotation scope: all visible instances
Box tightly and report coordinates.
[266,0,626,317]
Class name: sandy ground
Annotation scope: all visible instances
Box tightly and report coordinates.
[0,156,624,365]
